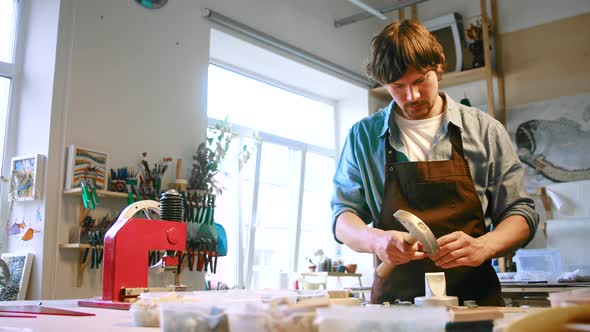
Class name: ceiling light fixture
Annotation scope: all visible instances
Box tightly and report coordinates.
[348,0,387,20]
[336,0,429,28]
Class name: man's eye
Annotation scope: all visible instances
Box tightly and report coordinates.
[393,85,404,89]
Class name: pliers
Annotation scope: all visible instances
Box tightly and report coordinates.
[79,180,93,209]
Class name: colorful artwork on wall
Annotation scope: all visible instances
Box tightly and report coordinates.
[0,253,34,301]
[9,154,45,201]
[65,145,109,190]
[7,220,41,241]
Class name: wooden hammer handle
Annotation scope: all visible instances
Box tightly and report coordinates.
[375,233,417,278]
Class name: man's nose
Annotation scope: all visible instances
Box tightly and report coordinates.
[406,85,420,101]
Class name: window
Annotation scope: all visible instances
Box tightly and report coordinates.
[0,0,20,175]
[207,64,337,289]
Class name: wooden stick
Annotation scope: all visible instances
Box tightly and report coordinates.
[175,158,182,180]
[480,0,496,118]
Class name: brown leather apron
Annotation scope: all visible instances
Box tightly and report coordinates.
[371,119,504,306]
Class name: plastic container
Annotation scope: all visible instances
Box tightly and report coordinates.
[512,248,562,282]
[160,303,230,332]
[225,307,317,332]
[131,292,198,327]
[130,300,161,327]
[135,289,327,329]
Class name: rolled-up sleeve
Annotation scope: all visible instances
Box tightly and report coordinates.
[487,122,539,245]
[331,127,372,243]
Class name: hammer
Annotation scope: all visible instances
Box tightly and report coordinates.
[375,209,440,278]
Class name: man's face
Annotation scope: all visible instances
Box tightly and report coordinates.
[384,67,441,120]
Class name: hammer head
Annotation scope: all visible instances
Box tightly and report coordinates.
[393,209,440,256]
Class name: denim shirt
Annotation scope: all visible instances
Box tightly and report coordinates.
[331,93,539,244]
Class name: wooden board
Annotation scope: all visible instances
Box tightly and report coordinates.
[449,306,504,322]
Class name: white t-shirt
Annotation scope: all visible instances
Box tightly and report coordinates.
[394,111,444,161]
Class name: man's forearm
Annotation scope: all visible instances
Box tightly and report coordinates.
[480,215,530,259]
[335,211,381,253]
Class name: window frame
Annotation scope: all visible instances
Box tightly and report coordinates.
[0,0,23,176]
[207,70,339,288]
[0,0,24,254]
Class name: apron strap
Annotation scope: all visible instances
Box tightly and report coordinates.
[448,123,464,159]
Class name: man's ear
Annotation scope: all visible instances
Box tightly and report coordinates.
[435,68,444,81]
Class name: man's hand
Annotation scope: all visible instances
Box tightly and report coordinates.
[374,230,427,266]
[431,231,493,269]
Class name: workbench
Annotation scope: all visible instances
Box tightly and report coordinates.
[501,282,590,307]
[0,299,543,331]
[0,300,146,332]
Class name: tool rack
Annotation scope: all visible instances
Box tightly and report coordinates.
[60,188,127,287]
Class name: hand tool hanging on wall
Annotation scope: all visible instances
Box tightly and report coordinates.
[88,180,99,207]
[183,191,221,273]
[125,176,140,205]
[88,230,104,270]
[79,180,93,209]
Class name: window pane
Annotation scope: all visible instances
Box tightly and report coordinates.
[298,153,335,271]
[0,0,18,63]
[209,137,257,288]
[208,65,335,149]
[249,142,301,289]
[0,77,9,174]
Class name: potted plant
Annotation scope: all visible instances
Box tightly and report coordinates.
[188,119,256,194]
[183,119,257,272]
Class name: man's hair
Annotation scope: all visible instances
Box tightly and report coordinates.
[366,19,447,85]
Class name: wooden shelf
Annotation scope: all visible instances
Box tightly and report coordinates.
[59,243,103,249]
[59,243,105,288]
[64,187,128,198]
[439,67,492,88]
[62,189,127,287]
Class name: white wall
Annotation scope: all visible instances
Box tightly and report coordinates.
[2,0,61,300]
[5,0,590,299]
[51,0,210,299]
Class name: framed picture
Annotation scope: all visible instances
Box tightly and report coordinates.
[0,253,34,301]
[65,145,109,190]
[10,154,45,201]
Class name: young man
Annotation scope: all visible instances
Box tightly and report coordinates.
[331,19,538,305]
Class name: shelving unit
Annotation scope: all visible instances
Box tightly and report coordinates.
[369,0,505,124]
[63,187,128,199]
[59,242,106,287]
[62,188,127,287]
[59,243,104,249]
